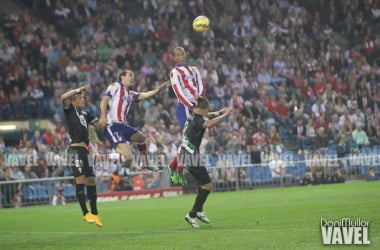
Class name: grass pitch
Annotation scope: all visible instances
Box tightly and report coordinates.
[0,181,379,250]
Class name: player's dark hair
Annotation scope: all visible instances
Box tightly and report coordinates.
[119,71,127,82]
[196,96,209,109]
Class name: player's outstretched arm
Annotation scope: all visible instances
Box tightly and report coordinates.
[207,107,229,119]
[138,81,170,100]
[60,85,91,106]
[204,107,232,129]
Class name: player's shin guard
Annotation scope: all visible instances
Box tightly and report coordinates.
[190,188,210,217]
[87,185,98,215]
[76,184,88,215]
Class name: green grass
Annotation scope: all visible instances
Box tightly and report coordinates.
[0,181,379,250]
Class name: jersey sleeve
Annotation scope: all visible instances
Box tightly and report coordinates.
[104,82,117,98]
[192,66,206,96]
[63,103,74,112]
[129,91,141,102]
[170,69,194,108]
[84,110,99,125]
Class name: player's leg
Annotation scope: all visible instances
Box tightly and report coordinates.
[86,176,103,227]
[68,147,93,223]
[105,124,133,166]
[169,103,189,172]
[84,153,102,228]
[115,143,133,166]
[185,166,212,226]
[129,131,147,165]
[130,129,159,171]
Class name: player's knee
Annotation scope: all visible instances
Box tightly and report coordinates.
[86,176,96,186]
[131,132,145,143]
[200,182,212,191]
[75,175,85,184]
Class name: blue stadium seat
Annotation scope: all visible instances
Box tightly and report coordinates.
[63,184,76,199]
[208,155,219,167]
[286,163,306,181]
[375,165,380,174]
[251,166,273,184]
[210,98,221,109]
[22,185,36,201]
[360,146,372,154]
[280,128,292,143]
[35,184,49,200]
[101,181,109,193]
[360,165,370,177]
[372,145,380,152]
[280,151,296,163]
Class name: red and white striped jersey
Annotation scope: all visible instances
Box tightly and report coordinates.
[170,65,205,108]
[104,82,140,124]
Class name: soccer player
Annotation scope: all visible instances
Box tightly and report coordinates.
[61,84,103,227]
[98,70,169,172]
[179,96,231,228]
[168,47,206,184]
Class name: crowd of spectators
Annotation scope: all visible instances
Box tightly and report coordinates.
[1,0,380,198]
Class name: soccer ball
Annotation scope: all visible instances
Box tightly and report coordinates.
[192,15,210,32]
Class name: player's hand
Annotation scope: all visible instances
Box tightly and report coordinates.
[98,116,107,128]
[79,85,91,92]
[158,81,170,91]
[220,107,232,115]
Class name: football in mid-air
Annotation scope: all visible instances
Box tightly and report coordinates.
[192,15,210,32]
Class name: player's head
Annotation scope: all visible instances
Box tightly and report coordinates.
[71,91,85,108]
[119,70,135,87]
[173,47,187,65]
[196,96,209,111]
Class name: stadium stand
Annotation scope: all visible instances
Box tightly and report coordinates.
[1,0,380,207]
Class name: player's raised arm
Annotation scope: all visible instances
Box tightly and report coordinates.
[60,85,91,106]
[204,107,232,129]
[138,81,170,100]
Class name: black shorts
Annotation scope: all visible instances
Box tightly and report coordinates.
[179,148,211,185]
[67,146,95,177]
[187,166,211,185]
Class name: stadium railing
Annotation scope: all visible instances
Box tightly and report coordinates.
[2,147,380,208]
[0,170,172,208]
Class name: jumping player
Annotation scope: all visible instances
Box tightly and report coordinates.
[61,84,103,227]
[179,96,232,227]
[99,70,169,172]
[168,47,205,184]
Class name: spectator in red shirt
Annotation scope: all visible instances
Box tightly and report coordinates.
[43,128,55,146]
[252,125,268,150]
[313,79,327,97]
[292,69,305,89]
[335,77,349,98]
[265,94,279,115]
[275,97,291,127]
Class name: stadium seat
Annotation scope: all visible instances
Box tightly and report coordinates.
[101,181,109,192]
[251,166,273,184]
[35,184,49,201]
[210,98,221,109]
[22,185,36,201]
[63,184,76,199]
[360,165,370,177]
